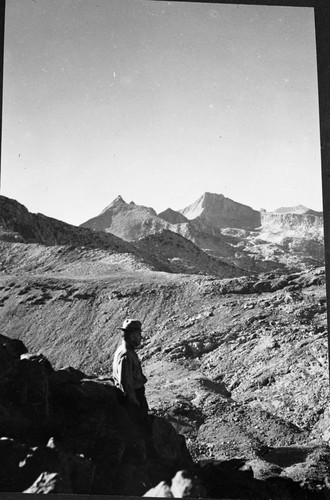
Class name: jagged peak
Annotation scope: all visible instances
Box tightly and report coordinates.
[101,195,128,214]
[112,195,126,205]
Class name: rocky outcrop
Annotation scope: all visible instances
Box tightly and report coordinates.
[180,192,261,230]
[258,211,324,266]
[261,212,324,231]
[0,335,193,495]
[144,470,207,497]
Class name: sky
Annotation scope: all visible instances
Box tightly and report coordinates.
[1,0,322,225]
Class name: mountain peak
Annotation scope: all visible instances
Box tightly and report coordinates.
[100,195,127,214]
[180,192,260,230]
[158,208,188,224]
[203,191,224,199]
[112,195,126,205]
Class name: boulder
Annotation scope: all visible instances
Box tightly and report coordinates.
[23,472,70,494]
[0,436,94,493]
[144,480,173,497]
[0,335,27,381]
[49,366,86,386]
[144,470,206,498]
[152,417,193,468]
[171,470,206,497]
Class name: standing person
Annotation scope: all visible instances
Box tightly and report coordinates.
[113,318,149,421]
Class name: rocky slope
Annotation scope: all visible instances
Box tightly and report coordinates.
[255,211,324,268]
[134,230,245,278]
[261,212,324,234]
[0,264,329,497]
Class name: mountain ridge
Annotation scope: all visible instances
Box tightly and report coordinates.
[80,192,324,272]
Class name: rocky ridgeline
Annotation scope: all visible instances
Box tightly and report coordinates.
[0,196,136,251]
[1,333,330,499]
[0,195,171,274]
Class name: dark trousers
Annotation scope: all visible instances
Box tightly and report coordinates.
[135,386,149,420]
[118,386,149,423]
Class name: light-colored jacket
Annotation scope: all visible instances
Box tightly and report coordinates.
[112,340,147,405]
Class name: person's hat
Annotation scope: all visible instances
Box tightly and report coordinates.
[120,318,142,332]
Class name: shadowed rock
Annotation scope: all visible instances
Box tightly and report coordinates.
[0,334,194,495]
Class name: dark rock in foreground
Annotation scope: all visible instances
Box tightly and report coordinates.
[1,334,330,498]
[0,335,192,495]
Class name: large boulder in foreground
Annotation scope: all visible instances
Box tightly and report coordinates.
[0,335,193,495]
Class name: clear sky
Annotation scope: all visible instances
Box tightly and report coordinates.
[1,0,322,225]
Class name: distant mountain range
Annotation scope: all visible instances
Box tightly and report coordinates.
[81,192,262,239]
[273,204,323,216]
[0,192,324,277]
[80,192,324,272]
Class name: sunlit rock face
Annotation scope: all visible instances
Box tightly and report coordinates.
[180,192,261,230]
